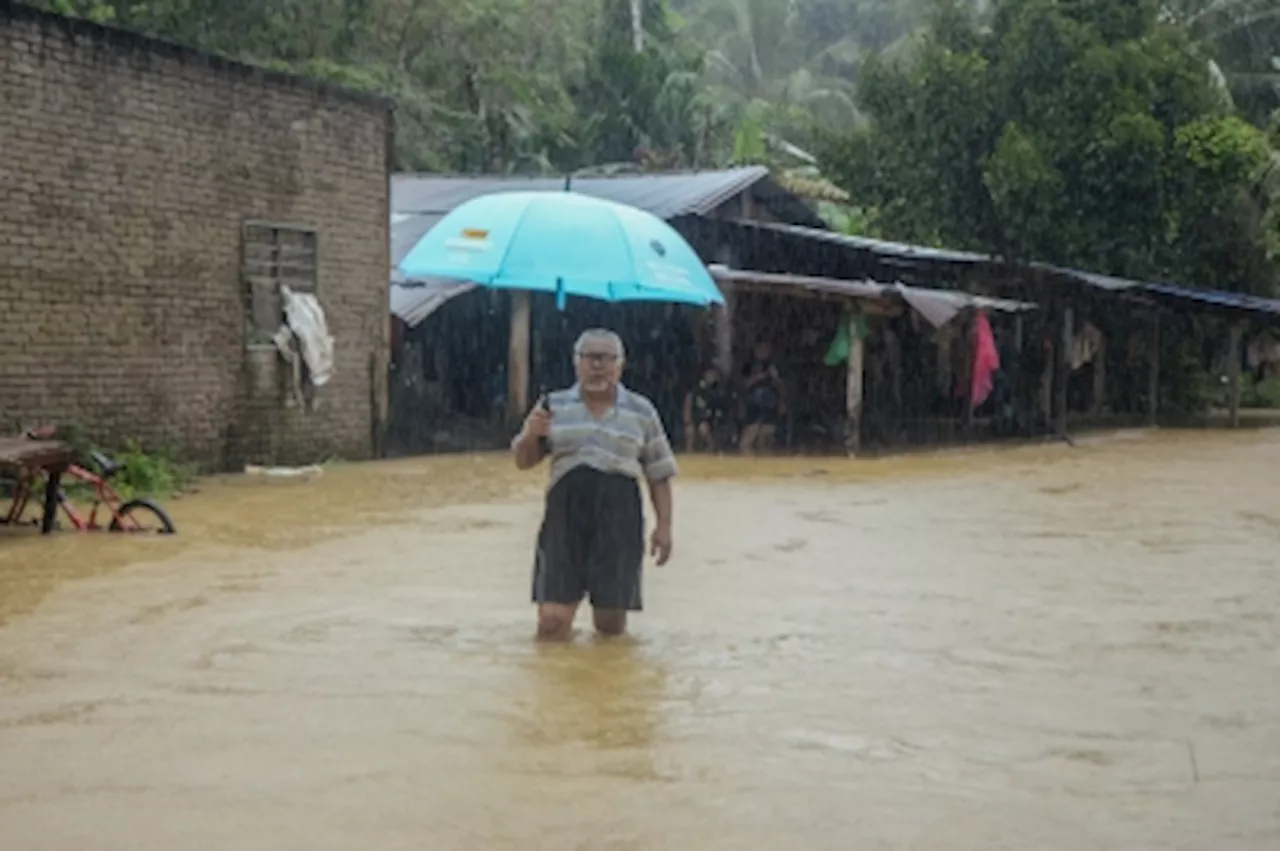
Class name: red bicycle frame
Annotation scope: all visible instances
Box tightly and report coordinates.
[5,426,175,535]
[54,463,145,531]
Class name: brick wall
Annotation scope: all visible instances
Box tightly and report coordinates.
[0,4,391,470]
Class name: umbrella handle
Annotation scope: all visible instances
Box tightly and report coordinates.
[536,387,551,454]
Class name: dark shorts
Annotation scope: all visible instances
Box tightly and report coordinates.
[532,466,645,611]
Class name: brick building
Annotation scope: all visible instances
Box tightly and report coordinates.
[0,3,392,470]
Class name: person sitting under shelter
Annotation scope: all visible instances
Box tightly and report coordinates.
[682,365,729,452]
[739,340,786,454]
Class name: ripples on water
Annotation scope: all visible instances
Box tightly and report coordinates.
[1,428,1278,849]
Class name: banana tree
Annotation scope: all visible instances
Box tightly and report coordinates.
[1162,0,1279,125]
[687,0,866,149]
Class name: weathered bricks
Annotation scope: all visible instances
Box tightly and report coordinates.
[0,5,391,471]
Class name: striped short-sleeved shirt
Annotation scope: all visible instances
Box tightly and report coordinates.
[519,383,679,491]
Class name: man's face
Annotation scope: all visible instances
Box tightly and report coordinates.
[754,341,772,360]
[575,339,623,394]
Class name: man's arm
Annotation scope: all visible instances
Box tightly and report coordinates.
[511,431,546,470]
[648,476,673,530]
[511,404,551,470]
[639,407,679,545]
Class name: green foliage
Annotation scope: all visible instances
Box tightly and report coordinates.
[1241,375,1280,409]
[107,439,197,500]
[815,0,1280,296]
[42,424,196,501]
[570,3,715,168]
[29,1,1011,177]
[1164,0,1280,128]
[28,0,1276,263]
[819,201,881,237]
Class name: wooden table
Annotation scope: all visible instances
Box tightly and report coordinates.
[0,437,73,534]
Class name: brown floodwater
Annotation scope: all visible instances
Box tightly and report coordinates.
[1,429,1278,850]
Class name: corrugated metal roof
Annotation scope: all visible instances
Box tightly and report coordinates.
[1140,281,1280,316]
[746,221,1280,319]
[389,175,1280,321]
[709,265,887,302]
[1034,264,1139,293]
[393,167,778,220]
[390,278,475,326]
[391,213,442,269]
[709,265,1036,316]
[751,221,993,264]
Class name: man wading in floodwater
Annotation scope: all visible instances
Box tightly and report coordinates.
[511,329,677,640]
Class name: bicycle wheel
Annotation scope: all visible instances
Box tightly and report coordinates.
[108,498,176,534]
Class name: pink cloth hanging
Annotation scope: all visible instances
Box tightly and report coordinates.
[970,311,1000,409]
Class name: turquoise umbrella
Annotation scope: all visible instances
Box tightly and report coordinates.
[396,191,724,309]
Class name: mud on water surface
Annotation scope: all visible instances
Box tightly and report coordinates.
[1,429,1278,850]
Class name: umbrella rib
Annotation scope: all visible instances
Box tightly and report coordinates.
[487,197,535,288]
[606,208,643,300]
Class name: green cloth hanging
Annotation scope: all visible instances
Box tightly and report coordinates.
[824,310,868,366]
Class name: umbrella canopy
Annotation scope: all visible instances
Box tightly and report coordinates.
[396,191,724,308]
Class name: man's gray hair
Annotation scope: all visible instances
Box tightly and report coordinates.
[573,328,626,362]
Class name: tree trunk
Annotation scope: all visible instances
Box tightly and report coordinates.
[630,0,643,52]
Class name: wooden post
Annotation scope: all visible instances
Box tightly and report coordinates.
[713,282,734,376]
[962,313,975,438]
[1012,314,1025,435]
[1055,306,1073,438]
[507,290,531,420]
[1091,331,1107,416]
[691,304,707,369]
[1147,315,1160,427]
[845,310,865,455]
[1228,322,1243,428]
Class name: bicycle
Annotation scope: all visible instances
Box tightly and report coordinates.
[1,427,176,534]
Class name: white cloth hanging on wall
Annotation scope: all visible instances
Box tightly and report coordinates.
[280,285,334,387]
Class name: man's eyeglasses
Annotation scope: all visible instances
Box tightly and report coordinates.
[577,351,619,365]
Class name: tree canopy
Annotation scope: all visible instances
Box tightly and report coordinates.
[28,0,1280,294]
[31,0,973,171]
[814,0,1279,296]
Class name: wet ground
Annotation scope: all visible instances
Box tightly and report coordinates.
[1,429,1278,850]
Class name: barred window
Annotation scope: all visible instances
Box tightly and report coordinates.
[242,220,318,344]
